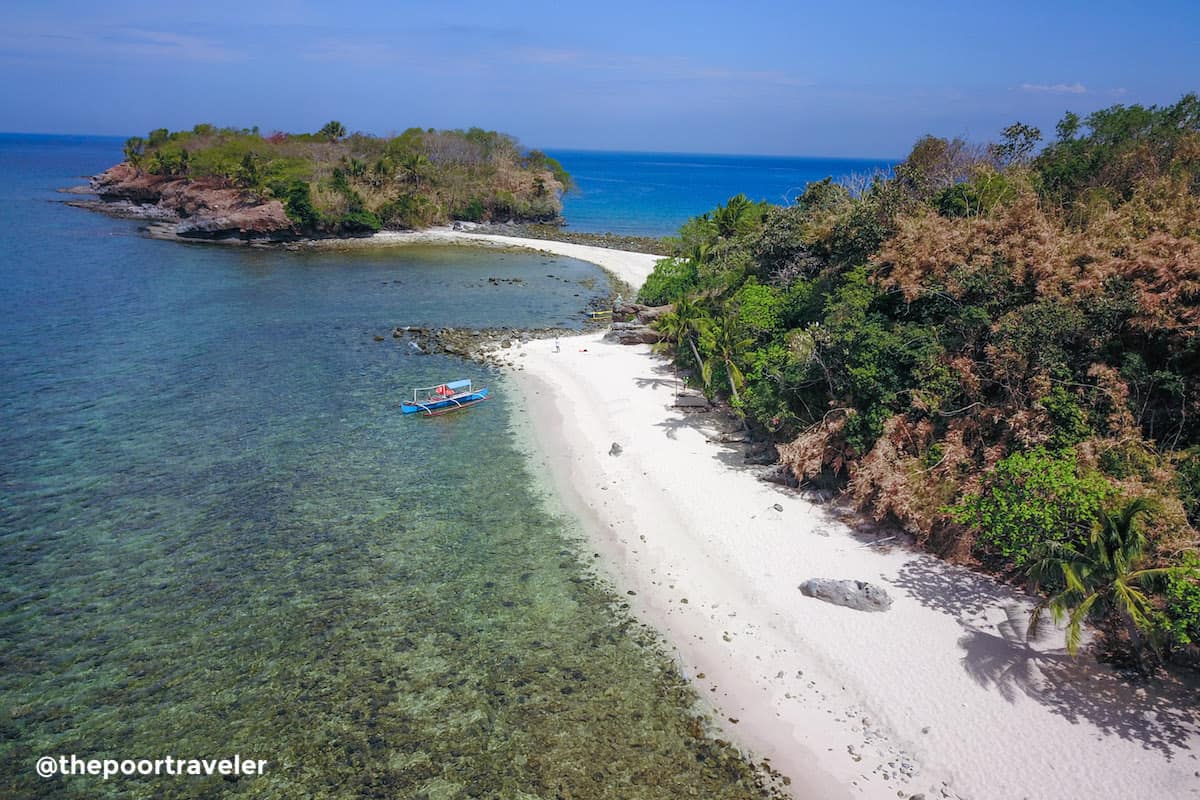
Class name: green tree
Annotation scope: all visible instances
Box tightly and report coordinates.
[147,127,170,147]
[235,152,263,190]
[345,157,367,179]
[652,296,709,376]
[401,153,431,188]
[638,257,699,306]
[712,194,761,239]
[1027,498,1194,671]
[1163,552,1200,648]
[318,120,346,141]
[283,181,320,229]
[993,122,1042,166]
[700,314,754,409]
[123,136,146,168]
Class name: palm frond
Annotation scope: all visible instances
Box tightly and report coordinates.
[1061,562,1088,596]
[1065,592,1101,655]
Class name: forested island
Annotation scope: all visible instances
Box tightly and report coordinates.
[639,94,1200,672]
[80,122,570,240]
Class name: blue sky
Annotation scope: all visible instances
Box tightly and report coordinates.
[2,0,1197,156]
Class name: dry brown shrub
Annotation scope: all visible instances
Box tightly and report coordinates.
[311,184,347,217]
[850,416,937,534]
[777,411,851,483]
[1115,232,1200,336]
[877,194,1083,301]
[1084,363,1140,438]
[1073,175,1200,341]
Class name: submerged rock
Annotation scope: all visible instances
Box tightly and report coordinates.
[799,579,893,612]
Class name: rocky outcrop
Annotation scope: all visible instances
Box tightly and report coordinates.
[86,163,294,241]
[799,579,893,612]
[603,321,663,345]
[387,325,571,367]
[613,302,672,324]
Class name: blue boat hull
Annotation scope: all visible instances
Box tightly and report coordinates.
[402,387,489,415]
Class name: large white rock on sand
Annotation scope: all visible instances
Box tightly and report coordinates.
[799,578,894,612]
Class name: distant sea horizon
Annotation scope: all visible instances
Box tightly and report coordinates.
[546,148,895,237]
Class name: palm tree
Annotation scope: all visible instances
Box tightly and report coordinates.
[687,240,713,268]
[712,194,759,239]
[1027,498,1192,672]
[653,295,709,382]
[318,120,346,141]
[123,136,145,169]
[401,153,431,189]
[700,313,754,409]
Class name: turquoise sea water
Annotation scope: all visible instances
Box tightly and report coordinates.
[548,149,895,237]
[0,136,789,799]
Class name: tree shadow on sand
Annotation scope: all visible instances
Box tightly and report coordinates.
[892,557,1025,621]
[633,374,679,392]
[958,603,1200,760]
[895,558,1200,758]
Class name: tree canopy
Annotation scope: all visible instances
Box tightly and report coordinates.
[640,93,1200,667]
[122,123,571,235]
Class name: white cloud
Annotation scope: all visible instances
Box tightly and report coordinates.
[0,25,245,63]
[1019,82,1088,95]
[509,47,810,89]
[513,48,583,64]
[101,29,245,63]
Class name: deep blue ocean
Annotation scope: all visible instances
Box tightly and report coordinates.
[548,149,894,237]
[0,134,856,799]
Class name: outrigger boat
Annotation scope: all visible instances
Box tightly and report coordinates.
[402,379,490,416]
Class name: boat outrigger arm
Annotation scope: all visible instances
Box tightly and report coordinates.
[402,379,490,416]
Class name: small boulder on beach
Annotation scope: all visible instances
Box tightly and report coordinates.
[799,579,893,612]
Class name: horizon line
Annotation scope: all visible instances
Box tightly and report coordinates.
[0,129,902,162]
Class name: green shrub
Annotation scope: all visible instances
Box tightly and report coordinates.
[951,448,1114,567]
[1163,552,1200,647]
[282,181,320,229]
[378,194,435,229]
[732,280,782,334]
[1040,386,1091,450]
[1178,448,1200,528]
[934,171,1016,218]
[339,209,381,234]
[454,199,486,222]
[637,257,699,305]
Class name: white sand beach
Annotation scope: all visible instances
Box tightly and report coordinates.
[363,229,661,290]
[512,330,1200,800]
[383,231,1200,799]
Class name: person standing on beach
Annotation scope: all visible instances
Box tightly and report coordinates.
[554,337,560,353]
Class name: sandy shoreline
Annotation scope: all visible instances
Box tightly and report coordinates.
[337,230,1198,798]
[319,228,662,293]
[509,332,1200,800]
[427,233,1200,800]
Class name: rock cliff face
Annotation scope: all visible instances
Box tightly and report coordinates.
[88,163,294,240]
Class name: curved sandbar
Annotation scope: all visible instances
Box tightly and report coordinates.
[349,229,661,291]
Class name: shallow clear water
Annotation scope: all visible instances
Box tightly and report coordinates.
[548,149,895,237]
[0,136,776,798]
